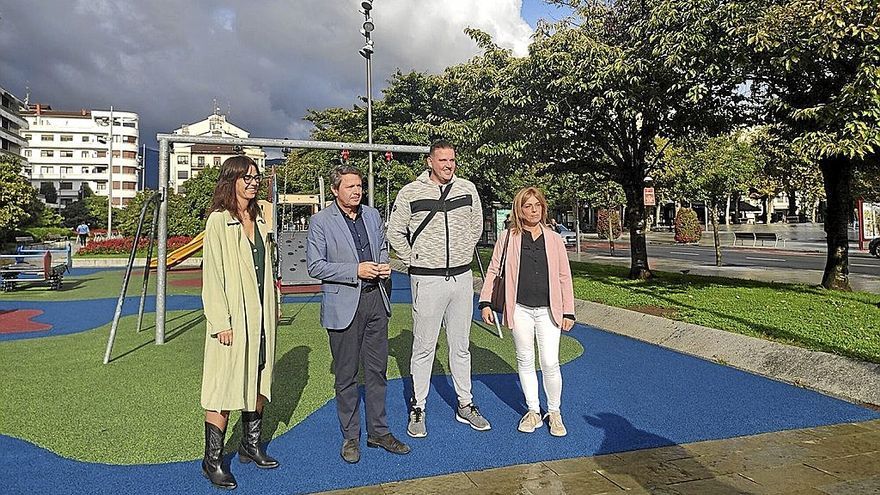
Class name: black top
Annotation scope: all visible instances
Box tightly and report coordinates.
[516,229,551,308]
[248,231,267,368]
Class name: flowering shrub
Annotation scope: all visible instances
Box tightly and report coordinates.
[597,209,623,240]
[674,208,702,243]
[77,236,193,255]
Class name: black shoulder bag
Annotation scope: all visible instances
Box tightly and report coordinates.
[489,230,511,313]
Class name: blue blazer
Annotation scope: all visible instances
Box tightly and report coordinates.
[306,202,390,330]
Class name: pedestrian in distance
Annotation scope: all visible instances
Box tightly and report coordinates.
[479,186,575,437]
[76,222,90,247]
[306,165,411,464]
[387,139,490,438]
[200,155,280,490]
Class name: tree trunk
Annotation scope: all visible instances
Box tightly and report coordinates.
[624,183,652,279]
[787,188,797,217]
[711,204,722,266]
[724,194,731,225]
[819,156,853,290]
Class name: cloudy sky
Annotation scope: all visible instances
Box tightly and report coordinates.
[0,1,569,151]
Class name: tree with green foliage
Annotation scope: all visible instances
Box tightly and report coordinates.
[180,166,220,221]
[690,133,764,265]
[496,0,747,278]
[738,0,880,290]
[0,154,39,240]
[39,182,57,206]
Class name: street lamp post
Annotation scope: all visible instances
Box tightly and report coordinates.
[359,0,375,207]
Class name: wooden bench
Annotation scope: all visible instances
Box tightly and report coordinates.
[731,232,755,246]
[754,232,781,247]
[731,232,784,247]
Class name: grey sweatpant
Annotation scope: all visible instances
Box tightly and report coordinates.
[410,271,474,410]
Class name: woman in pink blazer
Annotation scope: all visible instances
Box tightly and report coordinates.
[479,186,575,437]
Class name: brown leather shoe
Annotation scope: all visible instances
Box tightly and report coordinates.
[341,438,360,464]
[367,433,411,455]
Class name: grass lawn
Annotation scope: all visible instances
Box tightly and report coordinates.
[475,251,880,364]
[0,301,583,465]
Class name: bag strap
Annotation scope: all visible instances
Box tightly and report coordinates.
[498,230,511,278]
[408,184,453,247]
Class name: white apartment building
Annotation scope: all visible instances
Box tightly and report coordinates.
[0,85,28,163]
[170,111,265,194]
[22,105,139,208]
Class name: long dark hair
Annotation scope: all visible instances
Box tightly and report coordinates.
[210,155,260,222]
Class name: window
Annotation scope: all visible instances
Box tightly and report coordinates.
[24,150,32,157]
[41,167,53,175]
[123,182,136,190]
[59,182,73,190]
[97,151,107,158]
[177,155,189,165]
[112,181,121,189]
[177,171,189,180]
[61,198,74,206]
[82,151,89,158]
[112,150,120,158]
[113,166,121,173]
[24,134,32,140]
[123,136,137,144]
[60,135,73,142]
[82,136,90,142]
[41,150,54,157]
[96,182,106,191]
[123,166,137,175]
[122,150,136,159]
[197,156,205,166]
[60,166,73,175]
[213,156,221,166]
[81,167,89,174]
[122,122,136,128]
[60,150,73,158]
[41,134,54,141]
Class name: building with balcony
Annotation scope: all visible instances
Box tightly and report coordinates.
[0,85,28,164]
[169,110,265,194]
[21,105,140,208]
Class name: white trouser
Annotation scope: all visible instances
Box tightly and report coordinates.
[511,303,562,413]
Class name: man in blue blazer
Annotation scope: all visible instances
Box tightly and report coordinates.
[306,165,410,464]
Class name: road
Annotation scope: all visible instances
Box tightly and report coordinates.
[574,242,880,277]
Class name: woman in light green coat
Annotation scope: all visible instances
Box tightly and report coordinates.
[200,155,280,490]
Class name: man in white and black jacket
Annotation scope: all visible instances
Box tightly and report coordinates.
[388,139,491,438]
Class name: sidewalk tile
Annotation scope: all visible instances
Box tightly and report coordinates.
[816,475,880,495]
[382,473,475,494]
[806,451,880,480]
[737,463,839,492]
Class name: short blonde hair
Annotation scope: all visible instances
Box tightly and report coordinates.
[509,186,548,234]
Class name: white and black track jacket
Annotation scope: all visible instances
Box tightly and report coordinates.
[388,170,483,277]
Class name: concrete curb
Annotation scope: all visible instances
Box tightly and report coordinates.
[390,259,879,407]
[72,257,202,268]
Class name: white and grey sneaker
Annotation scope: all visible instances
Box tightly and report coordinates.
[407,407,427,438]
[456,403,491,431]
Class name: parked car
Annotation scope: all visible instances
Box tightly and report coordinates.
[870,237,880,258]
[557,224,578,247]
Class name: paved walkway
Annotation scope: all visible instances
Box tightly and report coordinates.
[317,420,880,495]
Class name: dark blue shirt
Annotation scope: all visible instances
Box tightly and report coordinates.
[337,201,374,263]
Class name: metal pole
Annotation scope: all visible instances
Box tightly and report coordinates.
[318,176,326,210]
[107,106,114,236]
[154,134,429,154]
[367,56,374,208]
[575,198,581,257]
[156,138,169,345]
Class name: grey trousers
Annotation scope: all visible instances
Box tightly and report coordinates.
[328,288,390,440]
[410,271,474,410]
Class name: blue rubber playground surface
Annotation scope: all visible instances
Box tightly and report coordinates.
[1,271,878,494]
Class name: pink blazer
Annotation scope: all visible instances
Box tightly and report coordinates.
[479,224,575,328]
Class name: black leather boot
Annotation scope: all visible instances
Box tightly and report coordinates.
[238,411,279,469]
[202,422,237,490]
